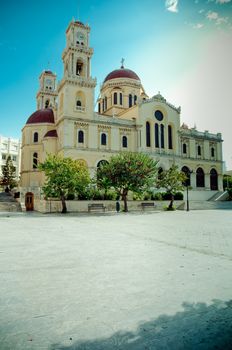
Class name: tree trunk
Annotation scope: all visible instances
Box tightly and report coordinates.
[122,189,128,212]
[168,194,174,210]
[61,195,67,213]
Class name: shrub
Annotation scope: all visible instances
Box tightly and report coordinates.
[174,192,184,200]
[151,192,163,201]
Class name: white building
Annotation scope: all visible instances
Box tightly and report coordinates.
[0,135,21,180]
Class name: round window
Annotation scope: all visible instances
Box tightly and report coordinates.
[155,110,164,121]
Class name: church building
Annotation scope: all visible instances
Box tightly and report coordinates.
[20,20,224,209]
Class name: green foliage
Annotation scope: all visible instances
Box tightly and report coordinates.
[39,154,90,213]
[156,165,186,209]
[223,175,232,190]
[0,156,17,190]
[151,192,163,201]
[96,152,158,211]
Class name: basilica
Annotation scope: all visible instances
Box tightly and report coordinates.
[20,19,224,210]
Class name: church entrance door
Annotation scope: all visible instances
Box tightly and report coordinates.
[25,192,34,211]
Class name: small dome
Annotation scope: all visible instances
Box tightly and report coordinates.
[44,70,54,75]
[44,129,58,138]
[26,109,55,125]
[104,67,140,83]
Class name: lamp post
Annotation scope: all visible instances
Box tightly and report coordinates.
[186,170,193,212]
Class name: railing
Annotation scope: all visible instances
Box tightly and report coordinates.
[76,106,85,112]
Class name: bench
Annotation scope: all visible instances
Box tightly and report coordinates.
[141,202,156,210]
[88,203,106,212]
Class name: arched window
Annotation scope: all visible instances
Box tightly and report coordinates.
[161,124,165,149]
[102,99,105,111]
[183,143,187,154]
[198,145,201,156]
[134,95,137,105]
[210,168,218,190]
[211,147,215,157]
[155,123,159,148]
[168,125,172,149]
[33,132,38,143]
[76,100,82,109]
[76,60,83,76]
[78,130,84,143]
[45,100,49,108]
[97,160,109,168]
[101,133,107,146]
[33,152,38,169]
[129,94,132,108]
[105,96,107,110]
[98,103,101,114]
[181,166,191,186]
[146,122,151,147]
[113,92,117,105]
[196,167,205,187]
[122,136,127,148]
[120,93,123,105]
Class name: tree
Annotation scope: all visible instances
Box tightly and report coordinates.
[156,164,186,210]
[96,152,158,212]
[39,155,90,213]
[1,156,17,191]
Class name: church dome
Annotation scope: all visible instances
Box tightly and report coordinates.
[44,129,58,138]
[26,108,55,125]
[104,67,140,83]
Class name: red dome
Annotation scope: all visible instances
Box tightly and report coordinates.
[26,109,55,125]
[44,129,58,138]
[104,68,140,82]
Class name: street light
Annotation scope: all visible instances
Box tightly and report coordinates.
[186,170,193,212]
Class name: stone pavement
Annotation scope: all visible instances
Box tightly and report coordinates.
[0,210,232,349]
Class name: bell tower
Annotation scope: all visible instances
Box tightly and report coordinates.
[36,70,57,110]
[57,20,96,119]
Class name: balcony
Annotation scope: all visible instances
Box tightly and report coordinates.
[76,106,86,112]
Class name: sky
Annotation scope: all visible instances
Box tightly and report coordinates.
[0,0,232,168]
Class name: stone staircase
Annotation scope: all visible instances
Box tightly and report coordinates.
[0,192,22,212]
[188,200,232,210]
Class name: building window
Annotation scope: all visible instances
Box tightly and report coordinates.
[76,60,83,76]
[101,133,107,146]
[33,132,38,143]
[183,143,187,154]
[12,155,17,162]
[113,92,117,105]
[45,100,49,108]
[33,152,38,169]
[196,167,205,187]
[2,154,6,160]
[197,145,201,156]
[211,147,215,157]
[98,103,101,114]
[181,166,191,186]
[129,94,132,108]
[134,95,137,105]
[102,99,105,111]
[120,93,123,105]
[155,123,159,148]
[168,125,172,149]
[78,130,84,143]
[122,136,127,148]
[105,96,107,110]
[161,124,164,149]
[146,122,151,147]
[76,100,82,107]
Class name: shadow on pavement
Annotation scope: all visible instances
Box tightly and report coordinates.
[51,299,232,350]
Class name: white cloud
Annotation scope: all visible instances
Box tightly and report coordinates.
[199,9,205,14]
[193,23,204,29]
[216,16,228,24]
[206,11,219,20]
[216,0,231,4]
[165,0,179,13]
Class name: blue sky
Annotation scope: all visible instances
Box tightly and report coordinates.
[0,0,232,168]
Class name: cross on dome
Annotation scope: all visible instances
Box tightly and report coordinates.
[121,58,125,69]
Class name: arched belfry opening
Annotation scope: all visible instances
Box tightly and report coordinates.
[210,168,218,190]
[76,59,84,76]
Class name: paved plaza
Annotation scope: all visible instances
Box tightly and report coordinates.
[0,210,232,349]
